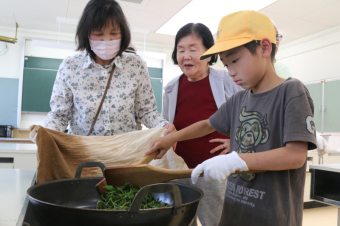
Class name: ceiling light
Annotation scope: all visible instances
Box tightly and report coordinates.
[0,14,19,44]
[156,0,278,36]
[0,22,18,44]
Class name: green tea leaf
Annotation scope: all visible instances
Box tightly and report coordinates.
[96,182,172,210]
[104,185,114,191]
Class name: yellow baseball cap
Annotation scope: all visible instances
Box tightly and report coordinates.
[200,10,276,60]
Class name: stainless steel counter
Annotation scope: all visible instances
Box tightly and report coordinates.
[310,164,340,172]
[0,169,35,226]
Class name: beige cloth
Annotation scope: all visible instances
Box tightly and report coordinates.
[29,125,188,184]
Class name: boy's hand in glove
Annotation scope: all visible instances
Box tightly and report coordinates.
[191,151,249,184]
[316,132,329,158]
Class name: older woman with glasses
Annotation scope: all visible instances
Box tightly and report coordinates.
[162,23,242,226]
[273,22,293,79]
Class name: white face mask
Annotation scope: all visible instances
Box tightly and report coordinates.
[89,39,121,60]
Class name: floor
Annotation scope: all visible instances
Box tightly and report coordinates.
[195,206,339,226]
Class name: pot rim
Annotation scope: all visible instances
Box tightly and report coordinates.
[27,178,203,212]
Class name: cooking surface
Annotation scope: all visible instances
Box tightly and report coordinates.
[0,169,35,226]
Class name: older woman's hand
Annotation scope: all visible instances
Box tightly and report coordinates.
[163,123,177,150]
[209,139,230,155]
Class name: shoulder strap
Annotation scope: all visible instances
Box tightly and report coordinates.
[87,64,116,136]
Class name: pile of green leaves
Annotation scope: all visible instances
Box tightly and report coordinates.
[96,182,171,210]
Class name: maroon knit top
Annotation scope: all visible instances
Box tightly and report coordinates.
[173,74,229,168]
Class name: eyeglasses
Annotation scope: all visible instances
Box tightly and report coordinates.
[276,34,283,42]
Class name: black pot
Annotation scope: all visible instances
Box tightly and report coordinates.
[27,162,203,226]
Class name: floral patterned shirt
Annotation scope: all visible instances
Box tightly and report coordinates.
[44,51,168,136]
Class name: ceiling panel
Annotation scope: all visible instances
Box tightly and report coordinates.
[0,0,69,29]
[283,19,333,40]
[301,1,340,27]
[259,9,299,44]
[1,0,340,47]
[19,0,69,19]
[67,0,89,19]
[126,0,191,14]
[115,0,131,8]
[125,8,173,31]
[262,0,338,18]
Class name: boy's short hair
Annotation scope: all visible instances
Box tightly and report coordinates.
[200,10,276,60]
[243,41,276,61]
[76,0,131,59]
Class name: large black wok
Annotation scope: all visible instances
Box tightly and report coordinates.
[27,162,203,226]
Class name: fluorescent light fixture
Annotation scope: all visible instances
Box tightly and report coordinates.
[156,0,278,36]
[32,39,77,50]
[0,22,18,44]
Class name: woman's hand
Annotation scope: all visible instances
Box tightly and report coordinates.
[163,123,176,136]
[145,135,175,159]
[163,123,177,151]
[209,138,230,155]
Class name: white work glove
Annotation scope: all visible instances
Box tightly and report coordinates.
[191,151,249,184]
[316,132,329,158]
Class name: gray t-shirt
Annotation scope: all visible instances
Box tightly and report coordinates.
[209,78,317,226]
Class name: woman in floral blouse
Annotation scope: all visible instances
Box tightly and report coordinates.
[44,0,174,136]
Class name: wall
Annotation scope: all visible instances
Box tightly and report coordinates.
[25,40,77,59]
[276,25,340,137]
[276,25,340,83]
[5,24,339,130]
[1,25,174,129]
[133,41,181,87]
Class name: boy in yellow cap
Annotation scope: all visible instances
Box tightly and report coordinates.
[145,10,316,226]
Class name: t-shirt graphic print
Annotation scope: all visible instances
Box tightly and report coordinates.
[233,106,270,181]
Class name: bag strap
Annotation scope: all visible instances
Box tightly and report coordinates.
[87,64,116,136]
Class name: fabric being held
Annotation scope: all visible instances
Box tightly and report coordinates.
[29,126,188,184]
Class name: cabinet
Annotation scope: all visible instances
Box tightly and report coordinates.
[0,140,37,169]
[0,150,37,169]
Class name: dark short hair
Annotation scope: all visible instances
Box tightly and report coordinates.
[76,0,131,59]
[172,23,218,66]
[243,41,276,61]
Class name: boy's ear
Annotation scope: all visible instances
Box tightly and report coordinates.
[259,38,272,59]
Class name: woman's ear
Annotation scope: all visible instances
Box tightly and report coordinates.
[260,38,273,59]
